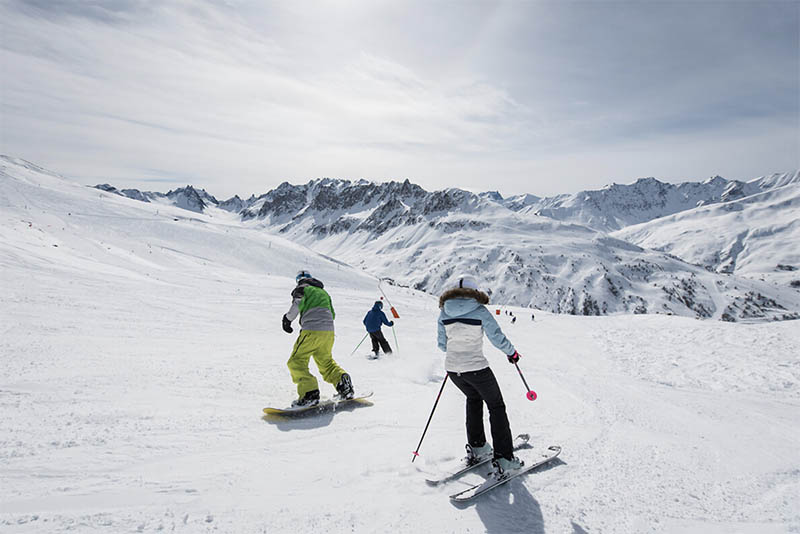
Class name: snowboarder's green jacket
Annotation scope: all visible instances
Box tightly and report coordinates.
[284,277,335,332]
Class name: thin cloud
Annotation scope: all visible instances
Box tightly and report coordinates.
[1,0,797,198]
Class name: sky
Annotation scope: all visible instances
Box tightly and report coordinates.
[1,0,798,199]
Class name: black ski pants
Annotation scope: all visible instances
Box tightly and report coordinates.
[369,330,392,354]
[448,367,513,460]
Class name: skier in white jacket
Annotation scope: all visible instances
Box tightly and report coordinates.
[437,275,524,475]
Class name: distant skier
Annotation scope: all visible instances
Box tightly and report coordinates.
[363,301,394,358]
[281,270,353,407]
[511,316,516,324]
[437,275,524,476]
[531,313,535,321]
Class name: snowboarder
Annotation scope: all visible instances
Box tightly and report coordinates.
[363,301,394,357]
[281,270,353,407]
[437,275,524,476]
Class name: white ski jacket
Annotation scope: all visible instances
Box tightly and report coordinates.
[437,289,515,373]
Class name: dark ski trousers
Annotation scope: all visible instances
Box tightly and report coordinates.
[448,367,513,460]
[369,330,392,354]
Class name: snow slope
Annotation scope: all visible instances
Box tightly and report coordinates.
[279,207,800,322]
[2,158,800,533]
[613,181,800,289]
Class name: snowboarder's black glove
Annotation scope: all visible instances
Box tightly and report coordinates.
[507,350,521,364]
[282,315,293,334]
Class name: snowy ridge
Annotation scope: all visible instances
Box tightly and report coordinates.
[94,183,240,214]
[750,170,800,190]
[1,157,373,290]
[90,170,799,234]
[500,173,799,232]
[613,181,800,289]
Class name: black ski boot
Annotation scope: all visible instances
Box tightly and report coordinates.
[291,389,320,408]
[335,373,354,400]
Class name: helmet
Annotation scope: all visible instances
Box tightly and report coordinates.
[452,275,479,291]
[296,270,312,282]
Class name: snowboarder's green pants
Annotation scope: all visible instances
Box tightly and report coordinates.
[287,330,346,397]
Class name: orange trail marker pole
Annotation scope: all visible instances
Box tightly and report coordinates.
[378,280,400,318]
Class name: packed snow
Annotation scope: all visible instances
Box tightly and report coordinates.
[2,159,799,533]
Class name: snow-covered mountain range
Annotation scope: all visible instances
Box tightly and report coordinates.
[614,183,800,284]
[97,170,800,232]
[87,164,800,322]
[6,156,799,321]
[496,172,799,232]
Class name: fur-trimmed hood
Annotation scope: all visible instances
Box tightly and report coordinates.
[439,287,489,308]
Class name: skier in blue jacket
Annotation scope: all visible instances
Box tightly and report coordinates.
[363,301,394,357]
[437,275,524,476]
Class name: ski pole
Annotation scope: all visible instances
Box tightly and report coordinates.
[514,362,537,401]
[350,333,369,356]
[391,325,399,353]
[411,374,448,462]
[378,280,400,319]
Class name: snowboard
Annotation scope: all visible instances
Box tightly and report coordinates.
[425,434,531,486]
[262,391,374,417]
[449,445,562,502]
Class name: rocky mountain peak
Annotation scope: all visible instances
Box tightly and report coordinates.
[165,185,218,213]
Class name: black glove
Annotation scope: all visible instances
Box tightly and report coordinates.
[507,350,521,364]
[282,315,293,334]
[388,321,394,327]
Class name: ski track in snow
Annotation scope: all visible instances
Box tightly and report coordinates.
[2,164,800,533]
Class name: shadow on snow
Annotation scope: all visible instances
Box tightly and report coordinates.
[261,399,373,431]
[451,457,569,534]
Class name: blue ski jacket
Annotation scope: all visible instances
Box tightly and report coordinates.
[363,302,393,333]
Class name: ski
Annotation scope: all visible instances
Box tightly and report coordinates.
[449,445,561,502]
[263,391,374,417]
[425,434,530,486]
